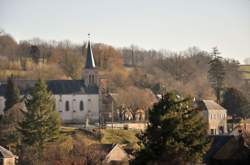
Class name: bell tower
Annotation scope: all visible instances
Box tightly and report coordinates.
[83,34,98,87]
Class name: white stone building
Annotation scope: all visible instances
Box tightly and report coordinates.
[199,100,228,135]
[0,145,18,165]
[0,38,100,124]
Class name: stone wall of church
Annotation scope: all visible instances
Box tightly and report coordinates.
[54,94,99,123]
[0,94,100,124]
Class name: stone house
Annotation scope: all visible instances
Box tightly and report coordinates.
[0,145,17,165]
[198,100,227,135]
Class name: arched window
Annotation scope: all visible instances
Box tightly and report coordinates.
[80,101,84,111]
[92,75,95,84]
[89,75,91,84]
[65,101,70,111]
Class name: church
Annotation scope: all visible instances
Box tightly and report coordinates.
[0,38,101,124]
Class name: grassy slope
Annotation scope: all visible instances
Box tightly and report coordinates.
[101,129,139,145]
[60,127,140,148]
[101,129,140,150]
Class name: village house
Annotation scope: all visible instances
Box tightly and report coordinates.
[88,144,131,164]
[0,145,18,165]
[198,100,228,135]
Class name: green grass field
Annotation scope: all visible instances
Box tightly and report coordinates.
[239,65,250,72]
[101,129,139,143]
[239,65,250,79]
[101,129,140,149]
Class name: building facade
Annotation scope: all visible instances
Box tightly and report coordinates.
[0,38,100,124]
[200,100,228,135]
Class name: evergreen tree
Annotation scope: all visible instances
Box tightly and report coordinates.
[4,76,20,112]
[208,47,225,104]
[133,92,210,165]
[18,80,60,150]
[222,88,250,119]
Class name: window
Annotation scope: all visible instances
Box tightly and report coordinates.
[65,101,70,111]
[91,75,95,84]
[88,98,91,102]
[210,129,217,135]
[80,101,84,111]
[89,75,91,84]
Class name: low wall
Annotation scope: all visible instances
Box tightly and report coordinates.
[106,122,148,130]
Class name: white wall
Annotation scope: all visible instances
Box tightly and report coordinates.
[54,94,99,123]
[207,110,227,135]
[0,94,100,124]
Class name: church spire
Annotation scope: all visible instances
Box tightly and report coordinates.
[85,34,96,69]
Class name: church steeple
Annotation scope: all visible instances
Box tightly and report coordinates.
[85,34,96,69]
[83,34,98,87]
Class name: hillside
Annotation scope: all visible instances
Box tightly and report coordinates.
[239,65,250,80]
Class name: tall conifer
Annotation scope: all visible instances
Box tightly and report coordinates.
[4,76,20,112]
[134,92,210,165]
[208,47,225,103]
[18,80,60,150]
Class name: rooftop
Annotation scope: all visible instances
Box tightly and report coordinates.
[0,145,15,158]
[0,79,99,96]
[202,100,227,111]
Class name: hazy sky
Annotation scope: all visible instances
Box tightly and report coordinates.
[1,0,250,63]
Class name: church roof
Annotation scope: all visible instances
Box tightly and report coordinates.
[0,80,99,96]
[85,39,96,69]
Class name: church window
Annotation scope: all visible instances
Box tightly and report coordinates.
[65,101,70,111]
[91,75,95,84]
[89,75,91,84]
[80,101,84,111]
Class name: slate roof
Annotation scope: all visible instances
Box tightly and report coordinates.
[0,145,15,158]
[85,40,96,69]
[204,135,233,162]
[202,100,226,111]
[0,80,99,96]
[205,135,250,164]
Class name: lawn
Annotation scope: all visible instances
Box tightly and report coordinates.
[101,129,139,144]
[60,126,141,149]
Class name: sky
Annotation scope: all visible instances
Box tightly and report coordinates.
[0,0,250,63]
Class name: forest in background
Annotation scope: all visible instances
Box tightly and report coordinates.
[0,30,249,103]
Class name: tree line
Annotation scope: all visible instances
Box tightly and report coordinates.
[1,30,250,118]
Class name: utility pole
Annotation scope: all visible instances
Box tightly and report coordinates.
[111,99,114,130]
[111,98,114,144]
